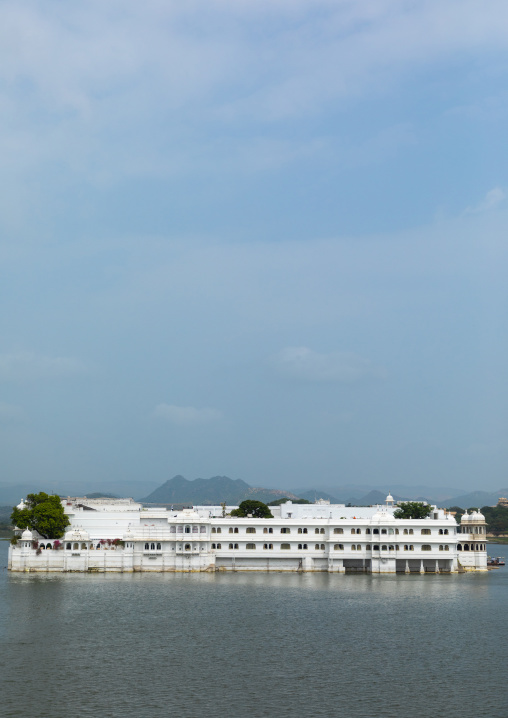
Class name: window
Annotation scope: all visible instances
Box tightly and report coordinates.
[303,544,308,549]
[334,544,344,550]
[388,545,394,551]
[422,545,432,551]
[281,543,290,550]
[280,528,290,534]
[373,529,379,534]
[184,543,191,550]
[263,543,274,549]
[66,543,71,550]
[200,526,206,533]
[366,528,371,535]
[356,529,362,535]
[457,544,462,550]
[320,528,325,534]
[373,545,379,551]
[444,529,448,535]
[321,544,325,550]
[352,544,356,550]
[302,528,308,534]
[156,543,161,550]
[229,543,234,549]
[234,528,239,534]
[315,544,320,550]
[444,545,449,551]
[381,545,387,551]
[192,526,198,533]
[234,543,239,549]
[315,528,320,534]
[229,528,233,533]
[395,529,399,535]
[409,529,413,535]
[438,529,443,535]
[366,545,371,550]
[334,528,343,534]
[170,526,176,533]
[177,526,183,533]
[403,529,408,535]
[145,543,149,550]
[381,529,387,535]
[439,544,443,551]
[357,545,362,551]
[263,527,273,534]
[211,527,216,534]
[421,529,431,535]
[246,543,256,550]
[246,527,256,534]
[351,528,356,535]
[150,543,155,550]
[185,526,191,534]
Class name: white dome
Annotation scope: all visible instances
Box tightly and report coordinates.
[21,528,33,540]
[471,511,485,521]
[386,493,394,502]
[17,498,26,510]
[64,528,90,541]
[461,512,472,521]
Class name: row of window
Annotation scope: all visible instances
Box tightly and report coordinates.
[458,544,486,551]
[210,526,451,536]
[170,526,207,533]
[208,543,451,552]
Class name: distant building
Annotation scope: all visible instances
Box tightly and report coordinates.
[497,497,508,508]
[8,494,488,574]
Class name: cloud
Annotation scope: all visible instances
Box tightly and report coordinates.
[0,352,87,381]
[465,187,506,214]
[153,403,223,426]
[273,347,385,383]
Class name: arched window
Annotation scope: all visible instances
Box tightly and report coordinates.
[246,527,256,534]
[445,545,449,551]
[381,529,387,535]
[212,543,216,549]
[234,543,239,549]
[381,545,387,551]
[246,543,256,550]
[409,529,413,535]
[96,543,101,550]
[421,529,431,535]
[320,528,325,534]
[373,545,379,551]
[298,543,303,549]
[66,543,71,550]
[357,545,361,551]
[234,528,239,534]
[184,543,191,550]
[409,545,414,551]
[150,543,155,550]
[201,526,207,533]
[302,528,308,534]
[211,527,216,533]
[177,526,183,533]
[403,529,408,535]
[439,545,443,551]
[373,529,379,534]
[351,529,356,535]
[457,544,462,550]
[229,528,234,533]
[321,544,325,550]
[281,543,290,550]
[263,543,268,549]
[192,525,198,533]
[439,529,443,535]
[388,545,394,551]
[185,526,191,534]
[356,529,361,535]
[395,529,399,535]
[404,544,409,551]
[280,527,290,534]
[352,544,356,550]
[366,545,371,550]
[422,545,432,551]
[315,528,320,534]
[334,528,343,534]
[216,543,221,549]
[156,543,161,550]
[303,544,307,549]
[81,543,87,550]
[298,528,303,534]
[464,544,469,551]
[46,543,52,549]
[366,528,371,534]
[334,544,344,550]
[229,543,234,549]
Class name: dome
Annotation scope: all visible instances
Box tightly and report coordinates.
[461,511,472,522]
[21,528,33,540]
[471,511,485,522]
[16,498,26,510]
[386,493,394,503]
[64,528,90,541]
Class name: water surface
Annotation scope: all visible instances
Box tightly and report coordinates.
[1,541,506,718]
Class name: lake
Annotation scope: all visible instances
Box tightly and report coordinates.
[0,540,506,718]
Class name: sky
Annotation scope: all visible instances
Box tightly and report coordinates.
[1,0,508,495]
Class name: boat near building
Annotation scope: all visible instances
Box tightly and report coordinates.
[8,493,488,574]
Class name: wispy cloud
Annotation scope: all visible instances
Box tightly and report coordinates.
[0,352,87,381]
[273,347,385,383]
[153,403,223,426]
[465,187,506,214]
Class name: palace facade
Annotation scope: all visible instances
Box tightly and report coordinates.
[8,494,488,573]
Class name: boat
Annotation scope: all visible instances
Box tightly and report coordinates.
[487,556,505,566]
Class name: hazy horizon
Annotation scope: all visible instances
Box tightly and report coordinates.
[2,2,508,494]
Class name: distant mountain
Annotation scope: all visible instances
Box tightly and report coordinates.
[440,489,508,509]
[85,492,119,499]
[345,490,408,506]
[139,475,300,505]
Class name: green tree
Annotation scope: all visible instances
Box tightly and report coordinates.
[230,500,273,519]
[10,492,70,539]
[393,502,432,520]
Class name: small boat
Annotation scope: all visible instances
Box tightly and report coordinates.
[487,556,505,566]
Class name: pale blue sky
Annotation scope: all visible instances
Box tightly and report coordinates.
[1,0,508,494]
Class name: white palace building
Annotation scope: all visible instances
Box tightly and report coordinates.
[8,494,488,574]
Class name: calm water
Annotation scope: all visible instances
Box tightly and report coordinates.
[1,540,507,718]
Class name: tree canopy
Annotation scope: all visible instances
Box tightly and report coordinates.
[267,498,311,506]
[230,500,273,518]
[11,492,70,539]
[393,502,432,520]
